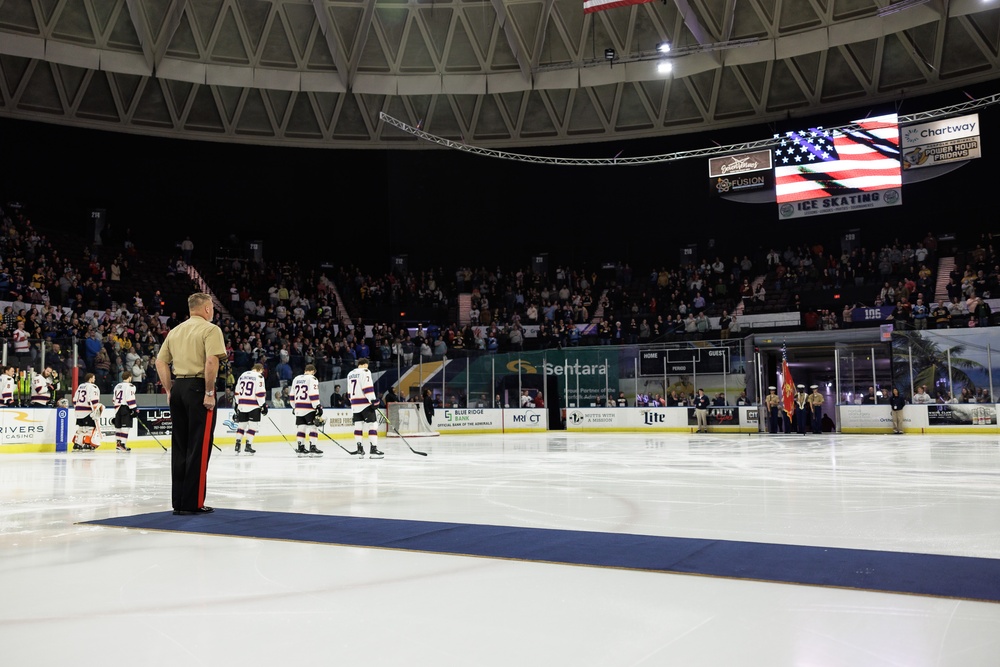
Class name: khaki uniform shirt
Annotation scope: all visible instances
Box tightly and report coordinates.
[157,316,226,377]
[807,392,824,407]
[765,393,781,409]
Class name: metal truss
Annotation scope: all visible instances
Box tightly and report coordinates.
[380,91,1000,165]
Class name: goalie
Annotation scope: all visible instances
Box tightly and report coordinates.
[347,358,383,459]
[112,370,138,452]
[72,373,104,450]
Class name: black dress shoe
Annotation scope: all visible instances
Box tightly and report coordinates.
[172,506,215,516]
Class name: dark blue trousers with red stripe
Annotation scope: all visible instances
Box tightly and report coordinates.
[170,378,216,512]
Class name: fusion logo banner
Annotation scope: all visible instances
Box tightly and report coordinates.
[708,149,773,197]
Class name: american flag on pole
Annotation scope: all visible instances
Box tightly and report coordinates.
[774,114,901,204]
[584,0,655,13]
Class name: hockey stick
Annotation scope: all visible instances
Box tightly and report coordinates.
[376,407,428,456]
[265,413,298,452]
[315,427,355,455]
[137,415,168,452]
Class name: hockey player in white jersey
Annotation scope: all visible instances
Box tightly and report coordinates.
[72,373,104,450]
[30,368,55,407]
[234,363,267,455]
[112,371,137,452]
[0,366,15,407]
[291,364,323,456]
[347,358,383,458]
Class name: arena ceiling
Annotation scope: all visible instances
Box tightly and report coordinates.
[1,0,999,150]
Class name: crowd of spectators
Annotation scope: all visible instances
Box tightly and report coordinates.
[0,202,189,400]
[5,196,999,410]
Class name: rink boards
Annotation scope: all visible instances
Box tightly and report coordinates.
[2,403,997,452]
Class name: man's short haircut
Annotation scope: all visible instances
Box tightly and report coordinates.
[252,363,264,372]
[188,293,213,311]
[305,364,317,373]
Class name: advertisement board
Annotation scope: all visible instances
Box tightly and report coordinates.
[432,408,503,434]
[502,409,548,433]
[708,149,774,197]
[565,407,757,432]
[901,113,981,170]
[837,404,1000,433]
[926,404,996,427]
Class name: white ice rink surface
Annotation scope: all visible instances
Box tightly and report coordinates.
[2,432,1000,667]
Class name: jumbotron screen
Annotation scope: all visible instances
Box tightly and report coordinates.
[774,114,901,204]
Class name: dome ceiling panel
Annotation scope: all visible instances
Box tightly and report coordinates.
[0,0,998,148]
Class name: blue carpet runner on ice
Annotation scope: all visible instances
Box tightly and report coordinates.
[83,509,1000,603]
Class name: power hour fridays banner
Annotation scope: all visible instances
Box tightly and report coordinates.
[901,113,981,170]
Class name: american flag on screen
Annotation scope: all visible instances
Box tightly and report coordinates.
[774,114,901,204]
[584,0,655,13]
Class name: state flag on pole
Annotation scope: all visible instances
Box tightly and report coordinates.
[584,0,656,14]
[773,113,901,204]
[781,359,796,417]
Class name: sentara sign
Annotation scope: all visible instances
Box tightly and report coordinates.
[901,113,981,169]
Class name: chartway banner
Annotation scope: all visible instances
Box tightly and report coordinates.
[901,114,981,170]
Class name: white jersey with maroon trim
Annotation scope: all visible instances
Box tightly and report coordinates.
[1,373,16,405]
[347,367,376,414]
[31,373,53,405]
[113,381,137,413]
[235,370,266,413]
[73,382,102,419]
[291,373,320,416]
[12,328,29,354]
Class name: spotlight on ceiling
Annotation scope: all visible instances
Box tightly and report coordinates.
[657,42,671,54]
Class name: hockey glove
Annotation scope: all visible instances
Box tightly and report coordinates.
[261,404,268,415]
